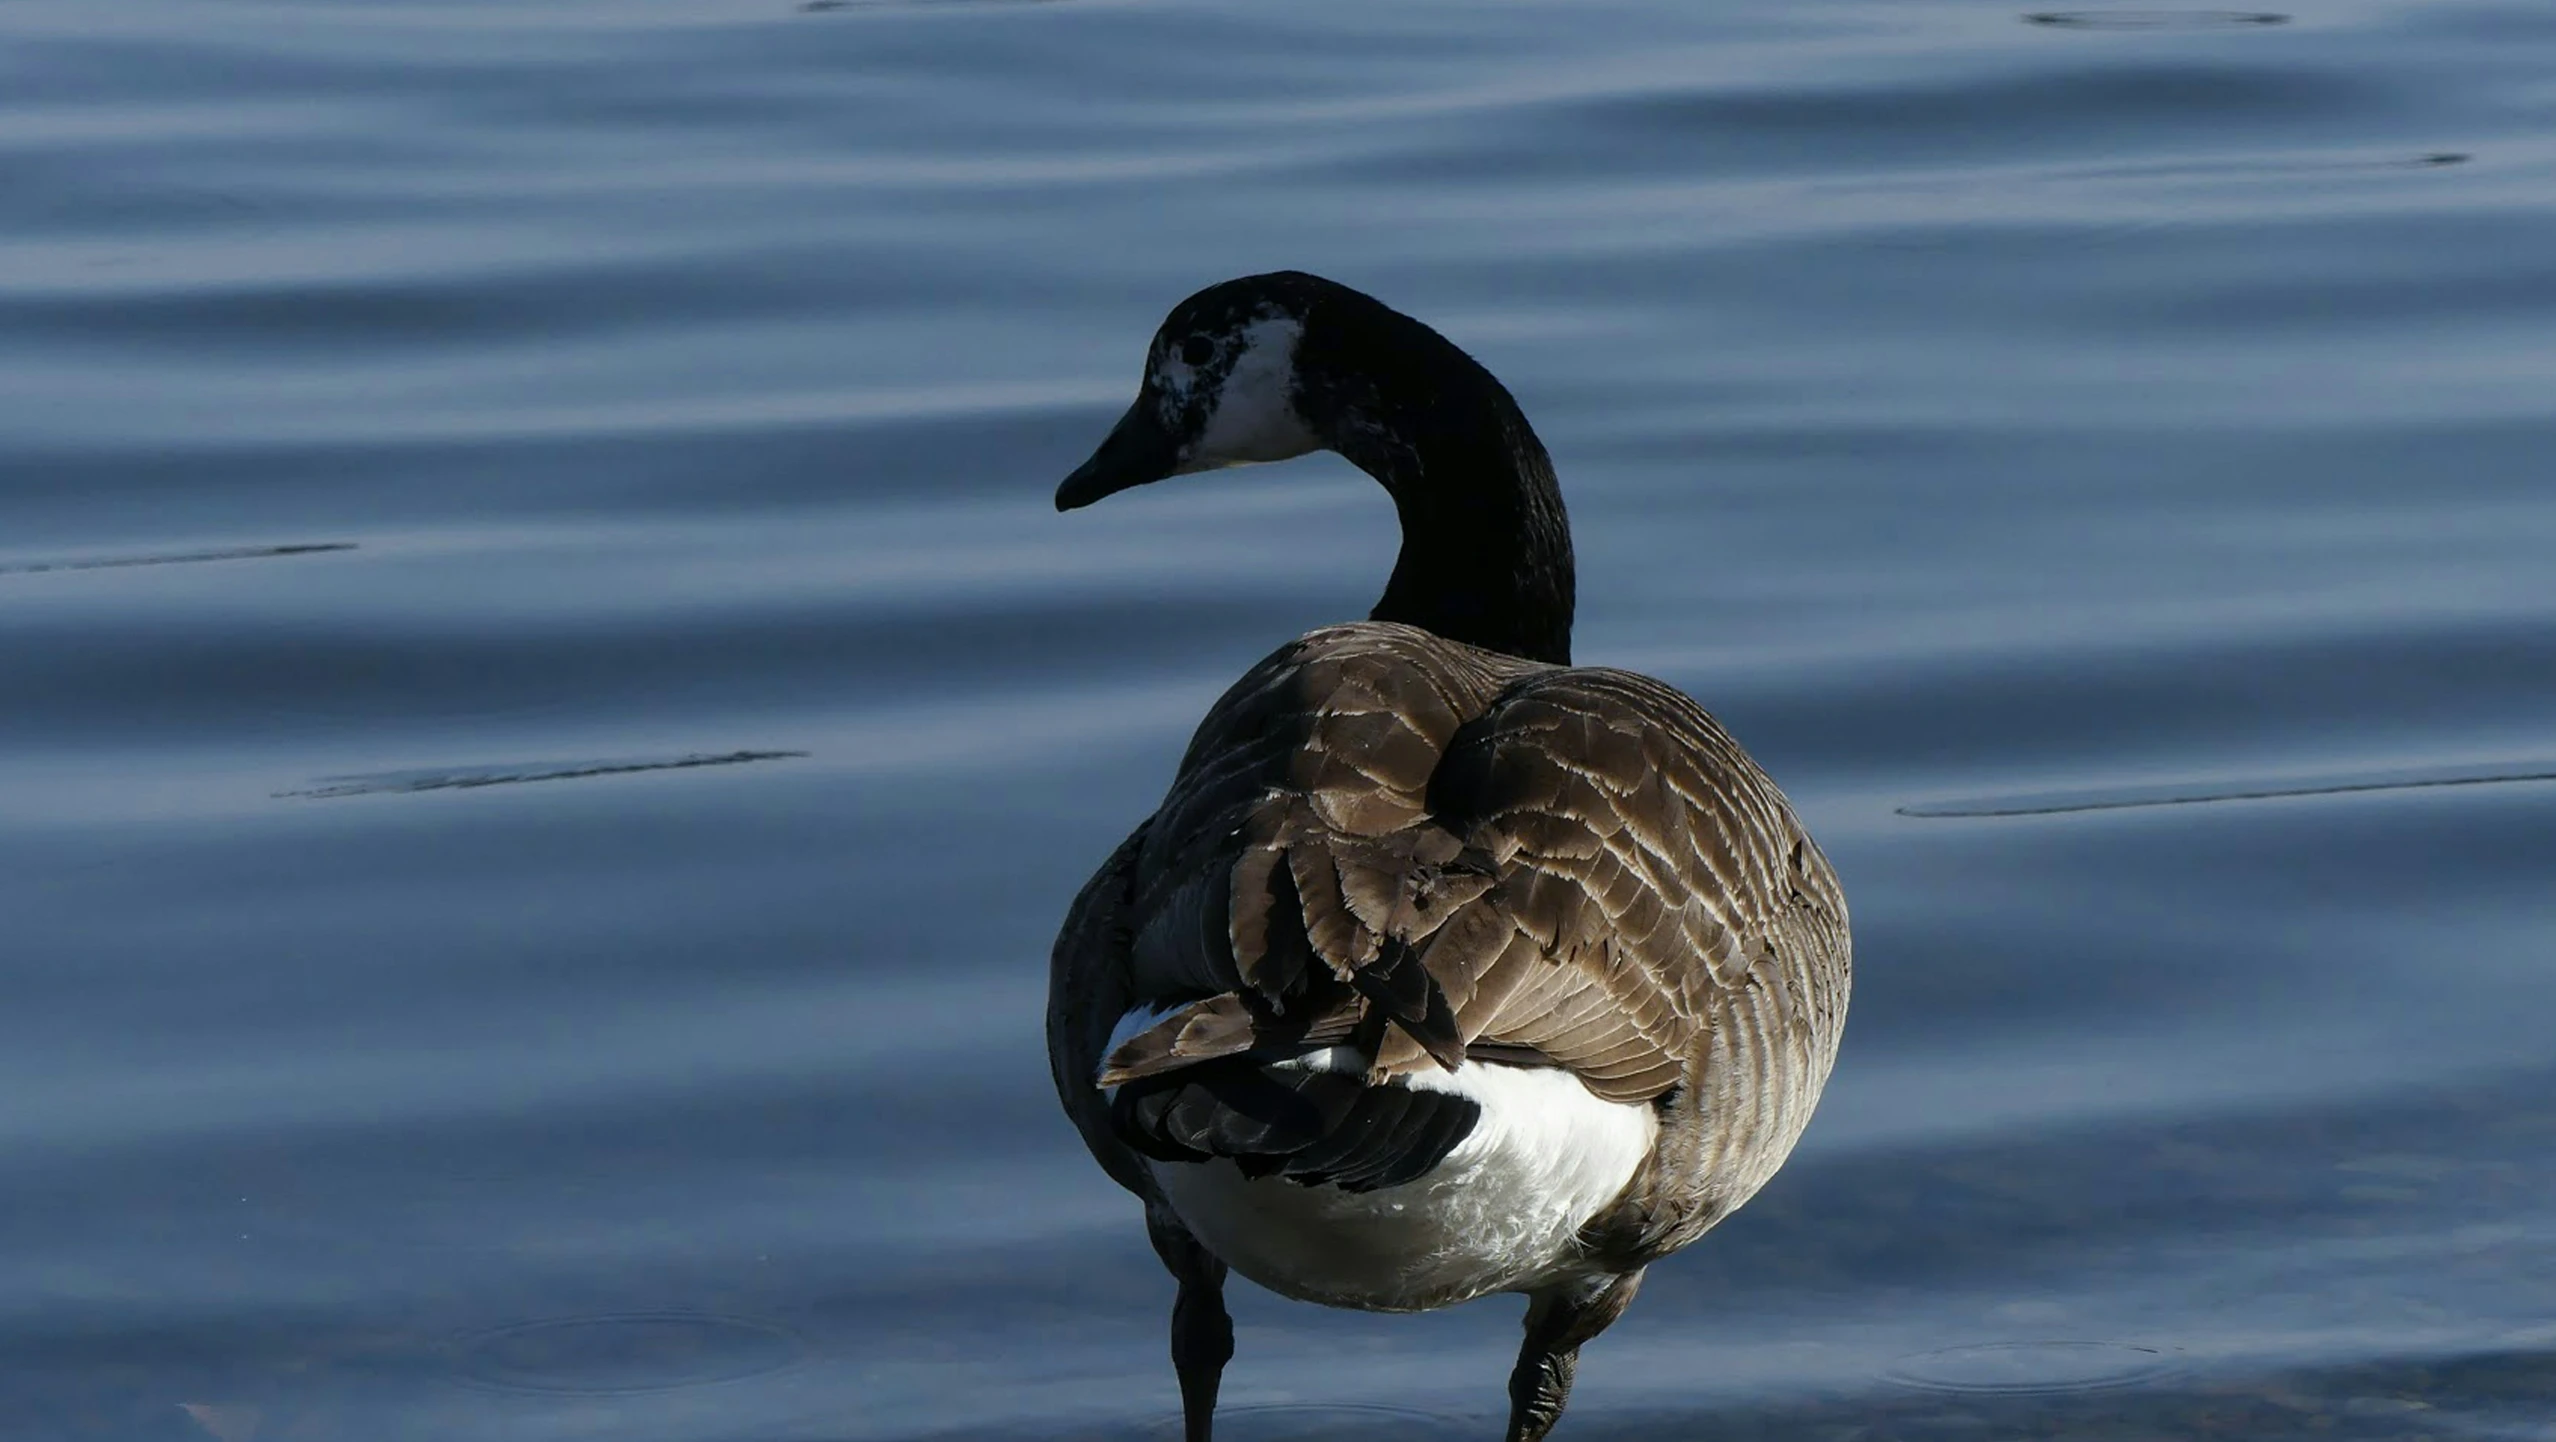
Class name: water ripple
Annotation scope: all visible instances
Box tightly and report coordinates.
[0,540,353,577]
[2024,10,2291,28]
[275,749,808,799]
[1902,759,2556,818]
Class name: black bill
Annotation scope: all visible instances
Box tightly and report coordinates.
[1056,395,1182,511]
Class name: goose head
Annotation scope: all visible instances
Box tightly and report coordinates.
[1054,270,1576,665]
[1054,272,1337,510]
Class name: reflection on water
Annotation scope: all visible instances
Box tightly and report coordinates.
[3,0,2553,1436]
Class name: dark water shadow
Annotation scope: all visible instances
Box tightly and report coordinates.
[274,750,807,799]
[0,542,354,578]
[1901,758,2556,818]
[2025,9,2290,28]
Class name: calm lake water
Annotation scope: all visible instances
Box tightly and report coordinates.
[4,0,2553,1437]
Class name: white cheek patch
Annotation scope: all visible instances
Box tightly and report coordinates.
[1179,316,1319,473]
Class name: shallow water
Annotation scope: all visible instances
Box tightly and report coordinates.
[4,0,2553,1437]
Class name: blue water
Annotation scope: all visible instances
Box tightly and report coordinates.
[5,1,2554,1437]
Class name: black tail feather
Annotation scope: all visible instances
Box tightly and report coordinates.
[1278,1082,1410,1185]
[1111,1058,1481,1194]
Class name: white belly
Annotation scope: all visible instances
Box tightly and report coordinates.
[1147,1062,1657,1312]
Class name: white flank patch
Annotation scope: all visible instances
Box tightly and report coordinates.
[1150,1062,1657,1313]
[1179,316,1318,473]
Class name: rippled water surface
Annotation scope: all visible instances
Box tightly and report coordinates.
[6,0,2554,1437]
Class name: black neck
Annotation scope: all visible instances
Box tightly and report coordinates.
[1297,296,1576,666]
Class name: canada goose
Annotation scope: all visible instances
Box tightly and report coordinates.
[1047,272,1849,1442]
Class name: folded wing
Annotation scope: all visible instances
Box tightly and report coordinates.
[1070,622,1846,1159]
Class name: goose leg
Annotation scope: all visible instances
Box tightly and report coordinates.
[1503,1270,1643,1442]
[1147,1212,1234,1442]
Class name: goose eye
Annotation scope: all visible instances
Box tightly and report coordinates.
[1179,336,1213,367]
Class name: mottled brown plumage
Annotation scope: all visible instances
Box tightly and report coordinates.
[1053,621,1849,1268]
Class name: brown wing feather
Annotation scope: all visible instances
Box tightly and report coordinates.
[1410,668,1835,1101]
[1119,624,1519,1020]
